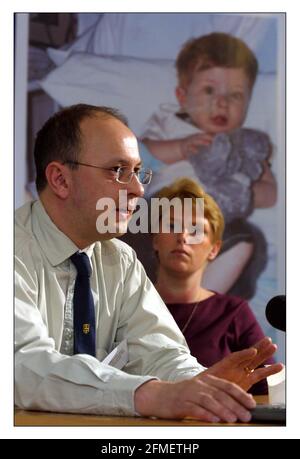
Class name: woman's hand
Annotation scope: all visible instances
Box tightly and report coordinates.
[201,337,284,391]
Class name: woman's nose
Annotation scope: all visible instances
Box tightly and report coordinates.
[177,230,188,243]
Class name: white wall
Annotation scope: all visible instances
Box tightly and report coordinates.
[15,13,29,209]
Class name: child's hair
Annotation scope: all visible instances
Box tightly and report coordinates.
[176,32,258,90]
[155,177,225,243]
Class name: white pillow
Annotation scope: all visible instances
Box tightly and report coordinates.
[40,52,278,142]
[40,53,177,136]
[47,16,103,67]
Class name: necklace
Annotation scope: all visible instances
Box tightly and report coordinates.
[181,301,200,334]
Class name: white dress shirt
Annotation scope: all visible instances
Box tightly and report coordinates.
[15,200,203,416]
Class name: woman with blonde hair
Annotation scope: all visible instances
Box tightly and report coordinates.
[152,177,273,394]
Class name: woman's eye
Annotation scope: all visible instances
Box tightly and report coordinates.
[189,226,202,236]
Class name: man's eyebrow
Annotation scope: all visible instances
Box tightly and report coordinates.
[104,158,142,167]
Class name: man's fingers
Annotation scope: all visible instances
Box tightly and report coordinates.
[191,393,239,423]
[198,374,255,422]
[201,374,255,407]
[185,403,221,423]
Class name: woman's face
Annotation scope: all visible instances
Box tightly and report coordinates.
[153,212,221,277]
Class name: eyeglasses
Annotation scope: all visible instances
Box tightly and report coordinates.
[64,160,152,185]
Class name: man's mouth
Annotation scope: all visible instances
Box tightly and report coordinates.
[116,209,132,219]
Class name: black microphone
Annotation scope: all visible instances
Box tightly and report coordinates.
[265,295,286,332]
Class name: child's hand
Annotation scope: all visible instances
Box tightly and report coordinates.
[143,134,214,165]
[180,133,214,159]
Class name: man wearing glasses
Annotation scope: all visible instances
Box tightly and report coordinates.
[15,104,282,422]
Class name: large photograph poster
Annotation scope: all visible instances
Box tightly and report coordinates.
[32,13,285,359]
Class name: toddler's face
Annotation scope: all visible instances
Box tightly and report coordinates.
[176,66,251,134]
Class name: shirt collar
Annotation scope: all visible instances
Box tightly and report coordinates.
[31,200,94,267]
[80,244,95,259]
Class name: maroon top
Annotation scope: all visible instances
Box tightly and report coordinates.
[167,292,274,395]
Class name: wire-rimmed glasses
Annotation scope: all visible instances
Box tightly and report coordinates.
[64,160,152,185]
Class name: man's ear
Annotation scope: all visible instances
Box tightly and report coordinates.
[45,161,71,199]
[207,240,222,261]
[175,86,187,107]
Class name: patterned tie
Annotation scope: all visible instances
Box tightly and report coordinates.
[70,252,96,356]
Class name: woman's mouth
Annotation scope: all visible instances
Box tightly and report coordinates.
[171,249,189,257]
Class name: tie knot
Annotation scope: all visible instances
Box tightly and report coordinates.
[70,252,92,277]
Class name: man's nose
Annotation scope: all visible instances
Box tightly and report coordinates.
[127,173,145,198]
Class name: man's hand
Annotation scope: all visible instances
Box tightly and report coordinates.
[134,337,283,423]
[134,375,256,423]
[202,337,284,391]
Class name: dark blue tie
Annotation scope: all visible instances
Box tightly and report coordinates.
[70,252,96,356]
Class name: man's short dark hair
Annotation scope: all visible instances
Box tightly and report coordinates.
[34,104,128,192]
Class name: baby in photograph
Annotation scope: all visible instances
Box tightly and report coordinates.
[141,33,277,298]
